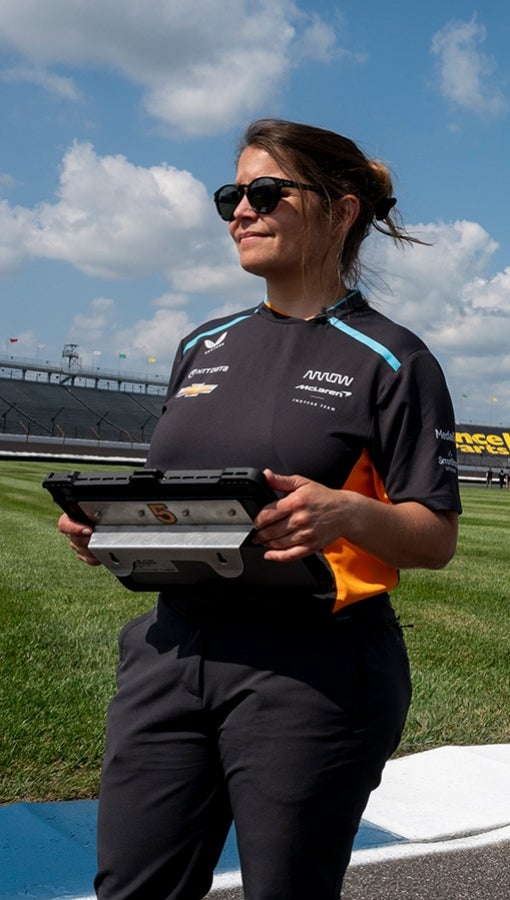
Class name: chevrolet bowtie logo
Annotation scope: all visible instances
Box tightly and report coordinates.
[176,383,218,398]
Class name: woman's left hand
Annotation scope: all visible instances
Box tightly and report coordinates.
[253,469,345,561]
[253,468,459,570]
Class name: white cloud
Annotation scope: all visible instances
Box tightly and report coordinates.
[68,297,116,343]
[0,141,259,302]
[364,221,510,420]
[364,219,499,334]
[431,16,507,116]
[1,63,82,100]
[0,0,348,136]
[114,306,199,365]
[27,141,217,279]
[0,199,33,272]
[65,293,199,369]
[292,12,338,63]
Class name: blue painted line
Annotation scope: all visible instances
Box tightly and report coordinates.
[215,826,239,874]
[0,801,97,899]
[354,820,406,850]
[0,800,406,898]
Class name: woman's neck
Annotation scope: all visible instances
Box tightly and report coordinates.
[265,281,351,319]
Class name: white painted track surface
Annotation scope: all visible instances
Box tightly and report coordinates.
[362,744,510,842]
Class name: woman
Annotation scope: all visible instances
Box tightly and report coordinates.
[59,119,461,900]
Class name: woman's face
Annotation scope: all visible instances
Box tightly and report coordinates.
[228,146,342,286]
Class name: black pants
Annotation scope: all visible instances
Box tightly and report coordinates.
[95,592,411,900]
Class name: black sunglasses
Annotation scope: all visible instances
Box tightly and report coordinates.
[213,177,321,221]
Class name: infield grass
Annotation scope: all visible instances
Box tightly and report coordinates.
[1,461,509,803]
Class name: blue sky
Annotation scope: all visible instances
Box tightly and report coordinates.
[1,0,509,426]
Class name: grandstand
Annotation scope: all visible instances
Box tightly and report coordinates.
[0,380,163,442]
[0,353,166,462]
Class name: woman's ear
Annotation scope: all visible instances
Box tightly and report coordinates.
[333,194,360,233]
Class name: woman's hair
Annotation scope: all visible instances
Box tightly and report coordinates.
[237,118,420,286]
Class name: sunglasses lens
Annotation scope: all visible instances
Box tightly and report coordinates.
[215,185,241,221]
[247,179,280,214]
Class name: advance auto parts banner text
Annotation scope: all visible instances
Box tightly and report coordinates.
[456,424,510,458]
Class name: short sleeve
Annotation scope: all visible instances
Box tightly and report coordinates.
[370,349,461,512]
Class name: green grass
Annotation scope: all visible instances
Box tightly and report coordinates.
[396,487,510,755]
[1,462,509,803]
[0,461,152,803]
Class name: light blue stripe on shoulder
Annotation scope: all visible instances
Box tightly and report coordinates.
[182,313,253,354]
[329,316,401,371]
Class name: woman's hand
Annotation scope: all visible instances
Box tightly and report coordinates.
[253,470,347,560]
[57,513,101,566]
[254,469,458,570]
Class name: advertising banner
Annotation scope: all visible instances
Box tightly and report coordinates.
[456,424,510,460]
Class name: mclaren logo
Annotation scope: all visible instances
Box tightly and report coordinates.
[176,383,218,398]
[295,384,352,399]
[204,331,227,351]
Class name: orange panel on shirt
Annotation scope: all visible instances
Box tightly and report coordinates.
[324,448,399,611]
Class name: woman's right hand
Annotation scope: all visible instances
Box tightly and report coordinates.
[57,513,102,566]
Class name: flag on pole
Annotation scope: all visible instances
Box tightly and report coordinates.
[147,356,156,363]
[118,353,127,359]
[9,337,18,343]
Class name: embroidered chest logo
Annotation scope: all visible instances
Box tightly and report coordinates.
[292,369,354,412]
[204,331,228,353]
[176,383,218,398]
